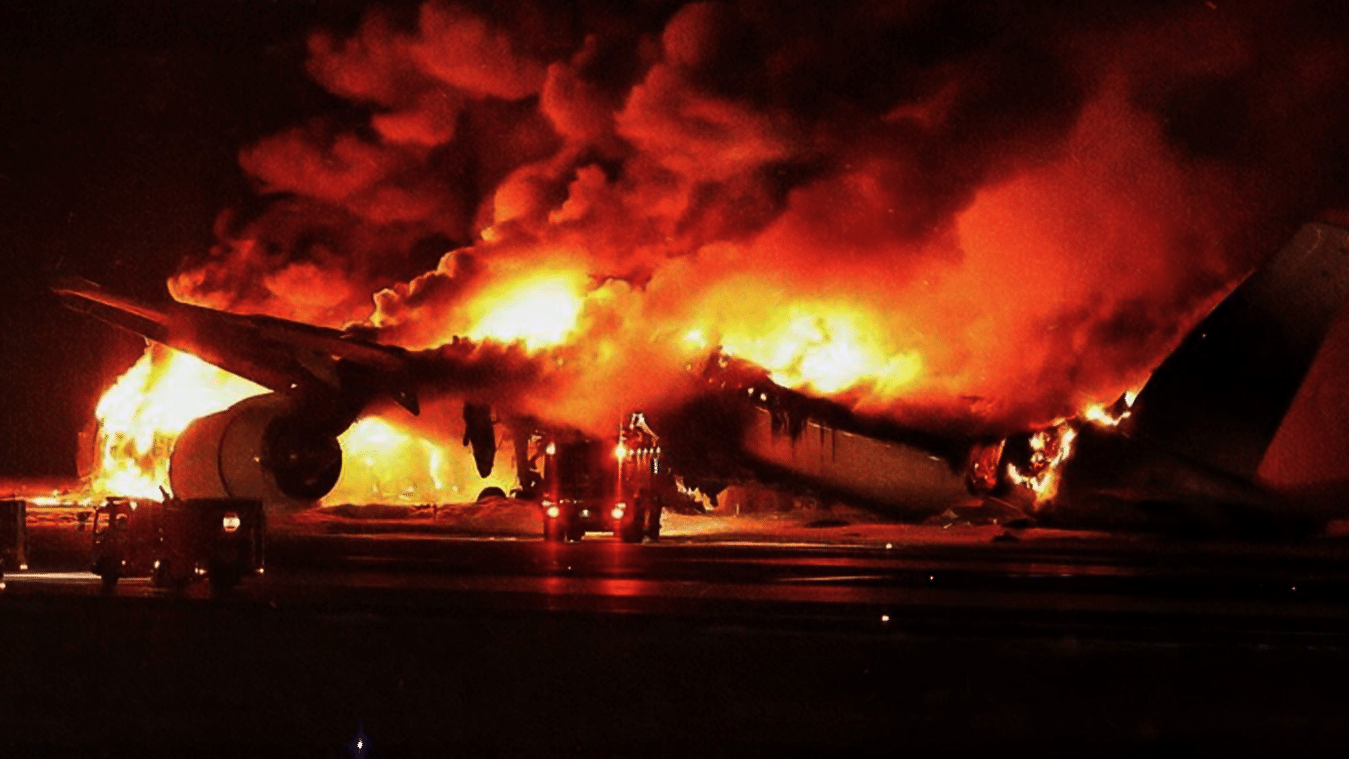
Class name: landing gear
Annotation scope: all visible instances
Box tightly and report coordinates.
[645,498,664,541]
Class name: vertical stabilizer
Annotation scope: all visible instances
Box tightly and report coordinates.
[1128,223,1349,480]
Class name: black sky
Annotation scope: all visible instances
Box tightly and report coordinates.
[0,1,376,476]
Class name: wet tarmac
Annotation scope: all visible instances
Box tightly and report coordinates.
[4,521,1349,756]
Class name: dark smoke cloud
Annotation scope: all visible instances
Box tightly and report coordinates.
[169,0,1349,433]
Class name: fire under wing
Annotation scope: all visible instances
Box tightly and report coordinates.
[53,280,421,421]
[54,281,427,508]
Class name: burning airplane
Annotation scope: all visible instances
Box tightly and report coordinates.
[45,1,1349,535]
[55,221,1349,535]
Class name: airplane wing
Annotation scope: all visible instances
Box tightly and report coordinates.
[53,279,420,416]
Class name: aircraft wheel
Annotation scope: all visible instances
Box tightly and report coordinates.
[94,557,120,591]
[477,486,507,502]
[645,501,663,540]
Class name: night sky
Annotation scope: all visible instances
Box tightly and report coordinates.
[0,1,373,475]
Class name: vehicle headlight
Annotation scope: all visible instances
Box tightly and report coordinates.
[612,503,627,520]
[545,505,560,519]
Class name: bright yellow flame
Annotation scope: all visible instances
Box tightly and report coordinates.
[329,416,515,504]
[1007,424,1078,506]
[87,346,515,506]
[468,273,585,350]
[719,306,922,396]
[91,347,265,499]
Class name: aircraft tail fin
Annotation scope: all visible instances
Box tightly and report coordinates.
[1127,223,1349,480]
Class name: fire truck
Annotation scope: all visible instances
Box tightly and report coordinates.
[524,414,679,542]
[91,496,265,591]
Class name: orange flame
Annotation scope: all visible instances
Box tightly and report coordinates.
[466,270,587,350]
[329,417,515,504]
[1007,423,1078,506]
[87,345,517,505]
[91,346,264,499]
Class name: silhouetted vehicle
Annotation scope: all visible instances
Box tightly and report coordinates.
[0,500,26,576]
[533,415,674,543]
[91,497,265,591]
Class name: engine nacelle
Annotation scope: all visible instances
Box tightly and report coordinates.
[169,393,343,511]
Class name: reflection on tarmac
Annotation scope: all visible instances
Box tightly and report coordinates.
[6,525,1349,754]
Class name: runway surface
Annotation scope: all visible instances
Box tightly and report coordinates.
[5,517,1349,756]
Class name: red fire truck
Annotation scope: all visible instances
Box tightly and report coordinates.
[526,414,680,543]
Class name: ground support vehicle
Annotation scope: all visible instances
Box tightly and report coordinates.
[91,497,265,591]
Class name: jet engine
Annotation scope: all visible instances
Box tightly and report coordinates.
[169,393,343,510]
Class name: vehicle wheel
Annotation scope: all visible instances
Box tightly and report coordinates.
[152,560,188,591]
[477,486,507,502]
[544,520,567,542]
[94,557,120,591]
[619,521,643,543]
[208,562,242,593]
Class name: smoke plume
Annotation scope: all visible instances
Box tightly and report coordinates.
[169,0,1349,436]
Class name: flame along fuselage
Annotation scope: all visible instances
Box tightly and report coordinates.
[54,222,1349,531]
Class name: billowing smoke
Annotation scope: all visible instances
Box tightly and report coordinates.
[169,0,1349,437]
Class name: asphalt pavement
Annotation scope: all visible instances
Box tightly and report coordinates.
[4,520,1349,756]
